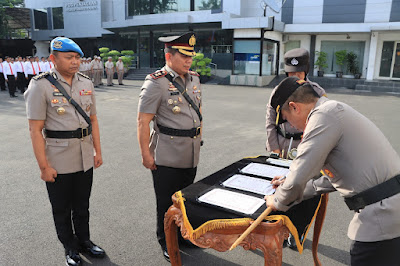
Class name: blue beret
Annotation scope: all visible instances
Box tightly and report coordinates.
[50,37,84,57]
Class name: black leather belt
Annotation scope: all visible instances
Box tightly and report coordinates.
[344,174,400,212]
[44,126,92,139]
[157,124,201,138]
[276,127,303,140]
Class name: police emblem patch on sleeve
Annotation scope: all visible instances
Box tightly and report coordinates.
[150,70,168,79]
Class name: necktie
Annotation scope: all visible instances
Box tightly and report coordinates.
[38,63,41,72]
[9,63,13,75]
[20,62,24,72]
[31,62,36,75]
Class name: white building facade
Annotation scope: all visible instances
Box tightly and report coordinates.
[24,0,400,85]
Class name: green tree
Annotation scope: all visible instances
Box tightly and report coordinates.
[0,0,25,38]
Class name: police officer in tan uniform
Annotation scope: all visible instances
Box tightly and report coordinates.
[266,48,326,157]
[137,32,202,262]
[105,57,115,86]
[24,37,105,266]
[266,76,400,266]
[116,57,124,85]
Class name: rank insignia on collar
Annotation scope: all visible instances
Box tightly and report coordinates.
[324,169,334,178]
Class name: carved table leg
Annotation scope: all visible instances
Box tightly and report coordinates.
[164,205,182,266]
[257,226,289,266]
[312,193,329,266]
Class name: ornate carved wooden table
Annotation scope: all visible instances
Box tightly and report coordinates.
[165,192,328,266]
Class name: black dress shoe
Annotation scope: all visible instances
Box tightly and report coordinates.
[80,240,105,258]
[162,247,170,262]
[65,249,81,266]
[10,95,18,98]
[287,234,297,251]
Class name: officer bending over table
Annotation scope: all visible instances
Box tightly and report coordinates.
[137,32,202,262]
[25,37,105,266]
[265,76,400,266]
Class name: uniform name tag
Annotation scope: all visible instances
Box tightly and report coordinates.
[53,92,64,96]
[80,90,92,96]
[170,91,179,96]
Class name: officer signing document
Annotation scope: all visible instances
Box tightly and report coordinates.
[24,37,105,266]
[265,76,400,266]
[137,32,202,262]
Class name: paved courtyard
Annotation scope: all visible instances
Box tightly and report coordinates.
[1,78,400,266]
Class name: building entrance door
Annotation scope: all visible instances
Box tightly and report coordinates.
[392,42,400,79]
[379,41,400,80]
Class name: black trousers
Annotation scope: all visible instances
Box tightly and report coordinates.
[151,165,197,248]
[46,168,93,250]
[6,75,16,96]
[0,73,5,90]
[16,72,26,93]
[27,74,34,86]
[350,236,400,266]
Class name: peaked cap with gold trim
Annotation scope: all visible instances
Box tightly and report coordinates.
[271,76,309,125]
[158,32,196,57]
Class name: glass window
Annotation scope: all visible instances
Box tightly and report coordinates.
[52,7,64,29]
[128,0,190,16]
[379,41,394,77]
[195,0,222,11]
[34,9,48,30]
[320,41,365,74]
[128,0,150,16]
[284,41,300,53]
[262,40,277,75]
[233,40,260,75]
[155,0,190,13]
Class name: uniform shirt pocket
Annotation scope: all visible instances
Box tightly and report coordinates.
[80,96,93,114]
[46,138,69,147]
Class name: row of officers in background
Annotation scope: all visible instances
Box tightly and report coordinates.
[0,56,54,97]
[0,55,125,97]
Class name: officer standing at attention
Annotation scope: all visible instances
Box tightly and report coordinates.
[24,37,105,266]
[105,57,115,86]
[116,57,124,85]
[266,76,400,266]
[15,56,27,93]
[0,57,6,91]
[266,48,326,157]
[3,56,18,97]
[137,32,202,262]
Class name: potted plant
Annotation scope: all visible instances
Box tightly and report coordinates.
[346,51,361,79]
[191,52,212,83]
[314,51,328,77]
[335,50,347,78]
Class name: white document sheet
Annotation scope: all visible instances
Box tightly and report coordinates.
[266,158,293,168]
[222,174,275,196]
[197,188,265,215]
[240,163,289,178]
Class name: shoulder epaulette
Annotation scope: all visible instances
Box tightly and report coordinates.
[189,70,200,77]
[32,72,50,80]
[150,70,168,79]
[77,72,91,80]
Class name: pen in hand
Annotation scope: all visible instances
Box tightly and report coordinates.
[271,175,286,189]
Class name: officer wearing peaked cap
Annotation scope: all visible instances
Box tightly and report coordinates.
[137,32,202,262]
[266,48,327,158]
[265,76,400,265]
[24,37,105,266]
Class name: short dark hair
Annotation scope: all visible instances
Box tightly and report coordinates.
[164,47,178,55]
[281,84,320,111]
[51,50,59,56]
